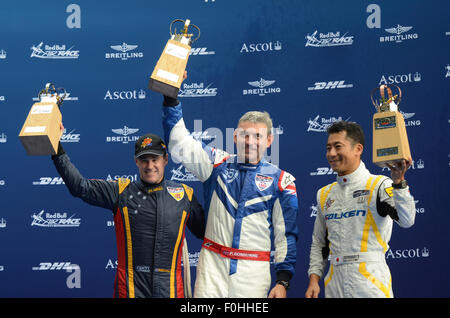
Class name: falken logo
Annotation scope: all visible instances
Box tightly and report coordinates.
[305,30,354,47]
[308,80,353,91]
[106,42,143,60]
[30,42,79,59]
[106,126,140,144]
[243,78,281,96]
[31,210,81,227]
[380,25,418,43]
[325,210,366,221]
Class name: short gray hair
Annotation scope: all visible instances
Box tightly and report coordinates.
[238,111,273,135]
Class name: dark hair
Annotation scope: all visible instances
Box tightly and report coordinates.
[327,121,365,146]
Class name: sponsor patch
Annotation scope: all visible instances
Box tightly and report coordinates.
[167,186,184,201]
[385,186,394,198]
[353,189,370,198]
[255,174,273,191]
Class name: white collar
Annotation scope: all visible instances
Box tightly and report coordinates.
[336,161,369,186]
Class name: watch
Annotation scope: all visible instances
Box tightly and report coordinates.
[276,280,290,290]
[392,179,408,189]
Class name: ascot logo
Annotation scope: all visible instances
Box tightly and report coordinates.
[240,41,282,53]
[0,49,6,59]
[104,89,146,100]
[305,30,354,47]
[380,25,419,43]
[106,42,143,60]
[31,42,79,59]
[379,72,421,85]
[243,78,281,96]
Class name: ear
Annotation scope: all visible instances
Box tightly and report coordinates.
[266,133,274,148]
[233,129,237,145]
[163,153,169,166]
[355,143,364,157]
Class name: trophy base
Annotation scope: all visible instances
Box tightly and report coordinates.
[148,78,180,99]
[374,158,408,168]
[19,134,60,156]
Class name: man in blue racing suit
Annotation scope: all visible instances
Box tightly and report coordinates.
[161,87,299,298]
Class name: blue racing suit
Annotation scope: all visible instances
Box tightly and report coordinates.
[162,102,299,297]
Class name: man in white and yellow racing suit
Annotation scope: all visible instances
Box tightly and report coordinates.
[306,121,415,298]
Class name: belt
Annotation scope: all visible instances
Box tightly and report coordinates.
[202,237,270,262]
[329,252,385,266]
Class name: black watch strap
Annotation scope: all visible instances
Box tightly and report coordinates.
[276,280,290,290]
[392,179,408,189]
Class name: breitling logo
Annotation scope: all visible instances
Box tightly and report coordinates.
[105,42,143,60]
[243,78,281,96]
[380,25,418,43]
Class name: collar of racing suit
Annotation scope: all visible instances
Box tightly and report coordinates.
[336,161,370,186]
[136,178,165,193]
[236,156,267,171]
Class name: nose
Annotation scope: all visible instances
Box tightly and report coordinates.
[327,147,336,158]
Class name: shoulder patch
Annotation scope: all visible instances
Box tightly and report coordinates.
[385,186,394,198]
[278,170,296,191]
[182,184,193,201]
[118,178,131,194]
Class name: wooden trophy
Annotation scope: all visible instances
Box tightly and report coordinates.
[371,84,411,167]
[148,19,200,98]
[19,83,66,155]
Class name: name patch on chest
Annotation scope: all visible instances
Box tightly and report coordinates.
[255,174,273,191]
[167,186,185,201]
[353,190,370,198]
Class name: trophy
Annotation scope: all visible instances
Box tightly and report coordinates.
[371,84,411,167]
[148,19,200,98]
[19,83,67,155]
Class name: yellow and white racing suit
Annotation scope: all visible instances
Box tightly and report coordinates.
[308,161,415,298]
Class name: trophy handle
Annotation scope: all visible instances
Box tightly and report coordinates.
[371,84,402,112]
[169,19,200,44]
[38,83,67,108]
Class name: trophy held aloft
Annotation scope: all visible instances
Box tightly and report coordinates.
[19,83,67,156]
[371,84,411,167]
[149,19,200,98]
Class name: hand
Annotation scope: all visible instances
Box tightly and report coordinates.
[268,284,287,298]
[386,158,411,184]
[305,274,320,298]
[60,122,65,133]
[182,70,187,82]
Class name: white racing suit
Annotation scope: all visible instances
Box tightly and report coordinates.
[162,103,299,297]
[308,161,415,298]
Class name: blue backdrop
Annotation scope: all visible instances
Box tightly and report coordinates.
[0,0,448,298]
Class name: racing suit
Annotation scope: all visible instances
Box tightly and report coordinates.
[52,148,205,298]
[308,161,415,298]
[162,102,299,298]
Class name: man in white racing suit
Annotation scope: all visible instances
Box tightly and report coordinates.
[306,121,415,298]
[161,90,299,298]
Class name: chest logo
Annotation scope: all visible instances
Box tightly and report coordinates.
[255,174,273,191]
[222,168,239,184]
[167,186,185,201]
[324,197,334,211]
